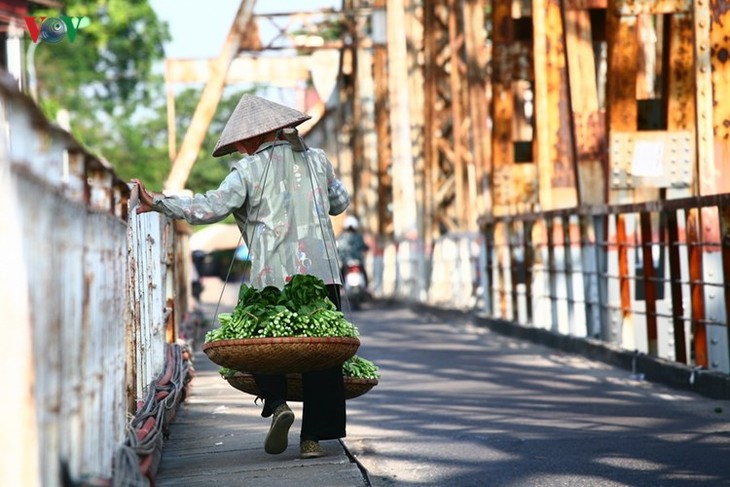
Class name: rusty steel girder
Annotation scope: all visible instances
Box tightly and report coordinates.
[423,0,491,234]
[490,0,540,212]
[425,1,460,235]
[533,0,578,208]
[710,0,730,194]
[479,0,730,371]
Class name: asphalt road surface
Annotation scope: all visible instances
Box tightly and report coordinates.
[342,301,730,487]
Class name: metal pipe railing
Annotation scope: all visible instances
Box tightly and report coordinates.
[479,195,730,374]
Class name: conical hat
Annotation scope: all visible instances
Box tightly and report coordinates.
[212,95,311,157]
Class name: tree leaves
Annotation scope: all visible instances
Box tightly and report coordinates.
[30,0,169,116]
[28,0,257,194]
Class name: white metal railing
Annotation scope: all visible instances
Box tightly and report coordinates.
[0,76,183,486]
[372,233,483,310]
[372,207,730,379]
[127,192,175,398]
[479,204,730,376]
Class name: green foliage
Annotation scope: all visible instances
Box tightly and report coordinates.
[178,87,252,194]
[30,0,169,119]
[29,0,169,188]
[28,0,255,195]
[105,86,252,193]
[291,17,344,55]
[341,355,380,379]
[218,355,379,380]
[293,18,343,42]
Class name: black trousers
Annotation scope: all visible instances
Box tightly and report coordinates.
[253,284,346,441]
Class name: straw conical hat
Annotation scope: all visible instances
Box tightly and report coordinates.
[212,95,311,157]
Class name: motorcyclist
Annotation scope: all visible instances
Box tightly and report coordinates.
[337,215,369,288]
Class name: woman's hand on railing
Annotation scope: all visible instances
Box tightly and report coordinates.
[131,178,158,214]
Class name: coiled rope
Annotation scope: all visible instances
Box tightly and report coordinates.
[111,343,193,486]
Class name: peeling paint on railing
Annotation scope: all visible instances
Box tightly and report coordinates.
[127,184,174,398]
[0,75,186,486]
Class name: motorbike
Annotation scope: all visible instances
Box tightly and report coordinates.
[342,258,368,309]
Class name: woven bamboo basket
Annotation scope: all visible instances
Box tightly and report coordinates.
[202,336,360,374]
[225,372,378,401]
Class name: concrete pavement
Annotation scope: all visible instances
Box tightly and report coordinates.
[154,293,730,486]
[346,302,730,486]
[154,348,368,487]
[156,279,369,486]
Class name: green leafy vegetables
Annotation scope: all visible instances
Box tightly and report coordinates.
[341,355,380,379]
[219,355,380,380]
[205,274,360,342]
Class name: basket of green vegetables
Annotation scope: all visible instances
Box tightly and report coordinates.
[222,355,380,401]
[202,275,360,374]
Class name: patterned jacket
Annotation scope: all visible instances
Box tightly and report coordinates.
[153,140,350,289]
